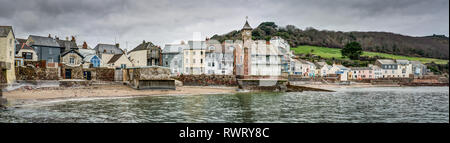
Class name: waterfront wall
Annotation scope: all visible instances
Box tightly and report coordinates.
[15,66,59,80]
[15,66,116,81]
[174,75,237,86]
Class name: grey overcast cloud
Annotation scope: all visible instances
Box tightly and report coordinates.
[0,0,448,50]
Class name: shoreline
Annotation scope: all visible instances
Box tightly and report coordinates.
[2,85,239,107]
[2,83,448,107]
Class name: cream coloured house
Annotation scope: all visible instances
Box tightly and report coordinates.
[107,54,133,69]
[61,49,84,67]
[16,43,37,61]
[395,60,413,78]
[128,41,162,67]
[0,26,16,84]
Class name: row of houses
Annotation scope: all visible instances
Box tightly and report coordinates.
[161,20,292,77]
[289,59,428,81]
[1,20,431,84]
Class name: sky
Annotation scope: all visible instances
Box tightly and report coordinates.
[1,0,448,51]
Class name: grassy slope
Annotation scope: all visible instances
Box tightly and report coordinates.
[291,45,449,64]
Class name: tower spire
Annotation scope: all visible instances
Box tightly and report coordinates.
[242,16,252,30]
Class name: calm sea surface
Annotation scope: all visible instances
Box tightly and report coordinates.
[0,86,448,123]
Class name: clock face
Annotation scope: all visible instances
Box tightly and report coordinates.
[246,31,251,35]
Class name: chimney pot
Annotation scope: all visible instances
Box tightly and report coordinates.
[82,41,88,49]
[116,43,120,48]
[71,36,76,42]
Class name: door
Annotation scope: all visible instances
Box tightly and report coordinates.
[65,69,72,79]
[83,71,91,80]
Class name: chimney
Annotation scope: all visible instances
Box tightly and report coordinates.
[48,34,52,38]
[71,36,76,42]
[266,40,270,45]
[143,40,146,44]
[181,41,185,45]
[82,41,88,49]
[55,36,59,40]
[66,37,69,41]
[115,43,120,48]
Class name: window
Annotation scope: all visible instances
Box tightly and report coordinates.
[22,52,33,59]
[185,51,188,55]
[193,51,196,55]
[174,61,178,66]
[201,51,204,55]
[70,57,75,64]
[121,64,127,69]
[212,62,215,67]
[266,56,270,63]
[49,48,53,54]
[193,59,195,64]
[186,59,189,64]
[48,58,53,63]
[200,59,203,64]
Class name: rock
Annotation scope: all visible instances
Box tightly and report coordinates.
[175,80,183,86]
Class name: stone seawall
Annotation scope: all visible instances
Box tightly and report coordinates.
[15,67,59,80]
[174,75,237,86]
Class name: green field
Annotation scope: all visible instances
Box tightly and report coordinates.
[291,45,449,64]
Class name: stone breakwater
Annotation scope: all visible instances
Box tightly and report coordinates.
[174,75,238,86]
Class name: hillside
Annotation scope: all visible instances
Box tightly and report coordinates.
[211,22,449,60]
[291,45,449,64]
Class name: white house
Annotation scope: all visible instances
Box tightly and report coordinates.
[162,42,187,75]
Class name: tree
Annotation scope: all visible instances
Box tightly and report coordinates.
[341,42,363,60]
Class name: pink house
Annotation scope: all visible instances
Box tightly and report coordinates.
[350,67,374,80]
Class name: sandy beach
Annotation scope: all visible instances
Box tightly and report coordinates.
[2,84,238,106]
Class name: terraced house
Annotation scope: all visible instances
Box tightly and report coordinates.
[183,41,206,75]
[94,43,124,68]
[0,26,16,84]
[128,41,162,67]
[205,40,235,75]
[26,35,62,67]
[162,42,187,75]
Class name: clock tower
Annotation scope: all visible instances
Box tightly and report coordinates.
[241,18,252,76]
[241,19,253,42]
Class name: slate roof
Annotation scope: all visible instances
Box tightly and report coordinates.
[0,26,13,37]
[28,35,60,47]
[129,41,159,53]
[78,49,96,57]
[162,44,187,53]
[410,61,423,65]
[350,67,372,70]
[376,59,396,65]
[83,55,98,62]
[57,40,78,52]
[61,49,84,58]
[315,62,328,68]
[242,20,252,30]
[396,59,410,65]
[107,54,123,64]
[187,41,206,50]
[94,44,124,55]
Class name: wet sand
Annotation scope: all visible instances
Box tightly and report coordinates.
[2,85,238,106]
